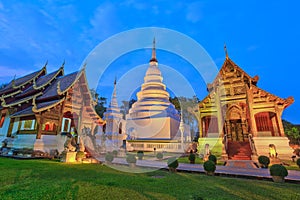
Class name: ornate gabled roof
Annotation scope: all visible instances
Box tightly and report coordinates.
[32,98,65,112]
[16,68,64,99]
[210,57,258,87]
[37,71,79,101]
[252,85,294,108]
[10,106,34,118]
[0,66,46,96]
[1,92,42,108]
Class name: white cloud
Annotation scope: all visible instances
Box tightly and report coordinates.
[186,2,203,23]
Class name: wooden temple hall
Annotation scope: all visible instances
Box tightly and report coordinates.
[0,62,104,153]
[198,51,294,160]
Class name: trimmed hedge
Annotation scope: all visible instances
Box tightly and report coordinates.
[137,151,144,160]
[126,154,137,163]
[258,155,270,168]
[156,152,163,160]
[270,164,288,177]
[208,155,217,164]
[203,160,216,172]
[105,152,114,162]
[167,157,179,169]
[296,158,300,168]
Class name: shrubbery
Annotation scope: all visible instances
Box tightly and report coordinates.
[203,160,216,173]
[258,155,270,168]
[188,153,196,164]
[296,158,300,168]
[269,164,288,177]
[105,152,114,163]
[137,151,144,160]
[156,152,163,160]
[112,150,118,157]
[126,154,137,164]
[167,157,179,169]
[208,154,217,164]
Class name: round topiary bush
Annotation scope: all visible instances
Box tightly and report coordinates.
[126,154,137,164]
[112,150,118,157]
[270,164,288,179]
[258,155,270,168]
[137,151,144,160]
[105,152,114,163]
[296,158,300,168]
[208,154,217,164]
[167,157,179,170]
[203,160,216,174]
[189,153,196,164]
[156,152,163,160]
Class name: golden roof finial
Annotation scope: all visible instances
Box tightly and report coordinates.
[224,43,228,59]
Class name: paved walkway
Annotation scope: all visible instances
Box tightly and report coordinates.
[96,156,300,183]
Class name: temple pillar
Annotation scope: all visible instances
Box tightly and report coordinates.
[275,106,284,136]
[215,89,223,137]
[246,85,258,137]
[35,114,42,139]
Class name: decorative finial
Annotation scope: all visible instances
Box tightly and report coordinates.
[114,76,117,85]
[44,60,48,67]
[150,37,158,64]
[224,43,228,59]
[12,74,16,87]
[62,60,65,68]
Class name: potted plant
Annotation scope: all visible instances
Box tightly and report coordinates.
[296,158,300,168]
[269,164,288,183]
[258,155,270,168]
[76,151,85,162]
[137,151,144,160]
[208,154,217,164]
[105,152,114,164]
[203,160,216,176]
[126,154,137,167]
[112,150,118,157]
[188,152,196,164]
[167,157,179,172]
[156,152,163,160]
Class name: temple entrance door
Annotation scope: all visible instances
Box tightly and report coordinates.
[229,119,244,142]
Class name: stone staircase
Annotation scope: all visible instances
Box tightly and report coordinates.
[227,141,252,160]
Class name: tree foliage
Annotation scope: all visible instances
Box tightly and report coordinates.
[283,119,300,145]
[169,96,200,140]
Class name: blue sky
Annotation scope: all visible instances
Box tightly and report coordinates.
[0,1,300,124]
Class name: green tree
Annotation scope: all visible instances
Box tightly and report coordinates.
[283,119,300,145]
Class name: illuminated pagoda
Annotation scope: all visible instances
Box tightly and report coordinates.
[126,39,184,152]
[0,62,103,153]
[198,47,294,161]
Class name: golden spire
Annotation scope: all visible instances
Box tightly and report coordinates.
[224,43,228,59]
[149,38,158,64]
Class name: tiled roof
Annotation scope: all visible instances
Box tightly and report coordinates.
[10,106,34,117]
[0,68,45,95]
[16,69,63,98]
[37,71,78,101]
[36,99,61,110]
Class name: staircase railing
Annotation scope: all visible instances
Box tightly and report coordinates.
[248,133,257,156]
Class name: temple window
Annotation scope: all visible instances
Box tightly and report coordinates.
[20,119,36,130]
[42,122,57,132]
[61,118,71,132]
[0,113,5,128]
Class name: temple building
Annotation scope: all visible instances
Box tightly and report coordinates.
[0,63,103,153]
[102,79,126,151]
[198,49,294,160]
[126,39,189,152]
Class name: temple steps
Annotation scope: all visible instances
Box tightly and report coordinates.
[227,141,252,160]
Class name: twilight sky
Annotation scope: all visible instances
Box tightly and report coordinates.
[0,1,299,124]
